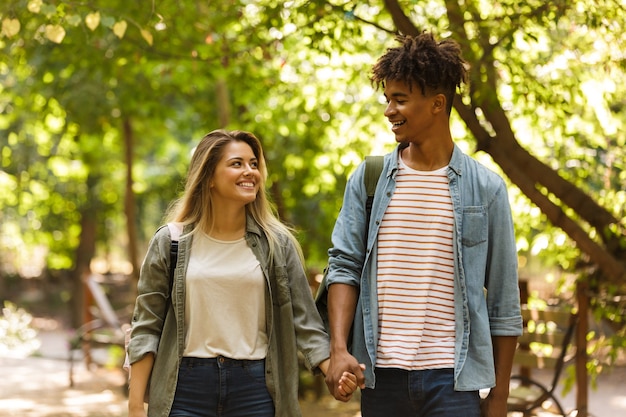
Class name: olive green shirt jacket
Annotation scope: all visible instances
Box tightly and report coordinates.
[127,217,330,417]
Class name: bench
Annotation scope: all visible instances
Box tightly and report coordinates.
[507,305,578,416]
[68,274,131,387]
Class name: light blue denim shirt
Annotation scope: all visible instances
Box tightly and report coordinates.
[326,143,523,391]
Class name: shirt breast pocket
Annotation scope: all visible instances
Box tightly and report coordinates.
[272,265,291,306]
[461,206,487,247]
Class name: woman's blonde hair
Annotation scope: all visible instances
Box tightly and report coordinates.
[166,129,302,263]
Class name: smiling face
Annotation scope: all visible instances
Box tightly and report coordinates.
[383,79,441,145]
[210,140,261,209]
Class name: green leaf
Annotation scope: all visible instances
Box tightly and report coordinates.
[65,14,82,27]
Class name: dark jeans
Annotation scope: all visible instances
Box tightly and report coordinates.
[169,356,274,417]
[361,367,480,417]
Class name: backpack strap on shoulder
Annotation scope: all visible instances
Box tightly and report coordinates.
[166,222,182,288]
[364,155,384,219]
[364,155,384,197]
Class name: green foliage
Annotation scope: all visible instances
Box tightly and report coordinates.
[0,0,624,283]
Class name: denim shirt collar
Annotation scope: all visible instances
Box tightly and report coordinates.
[386,142,464,177]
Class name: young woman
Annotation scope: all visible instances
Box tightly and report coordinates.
[126,130,355,417]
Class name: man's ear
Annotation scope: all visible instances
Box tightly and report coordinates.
[432,93,446,113]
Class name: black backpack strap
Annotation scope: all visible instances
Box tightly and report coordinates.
[364,155,384,222]
[169,240,178,288]
[166,223,182,297]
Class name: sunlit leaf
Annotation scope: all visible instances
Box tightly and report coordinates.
[44,24,65,43]
[27,0,42,13]
[140,28,153,46]
[1,18,20,38]
[85,12,100,31]
[112,20,127,39]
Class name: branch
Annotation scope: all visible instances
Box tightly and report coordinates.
[486,141,626,285]
[455,97,625,283]
[327,2,395,34]
[382,0,419,36]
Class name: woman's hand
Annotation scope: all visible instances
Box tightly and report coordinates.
[337,369,362,398]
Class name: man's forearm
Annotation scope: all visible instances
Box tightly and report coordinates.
[327,283,358,351]
[491,335,518,398]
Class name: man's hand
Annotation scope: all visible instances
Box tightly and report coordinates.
[325,350,365,402]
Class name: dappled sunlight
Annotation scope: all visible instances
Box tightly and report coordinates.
[0,398,36,411]
[0,355,128,417]
[61,388,126,414]
[610,394,626,409]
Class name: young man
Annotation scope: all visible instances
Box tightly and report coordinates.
[324,32,523,417]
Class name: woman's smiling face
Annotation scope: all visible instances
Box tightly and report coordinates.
[210,140,261,208]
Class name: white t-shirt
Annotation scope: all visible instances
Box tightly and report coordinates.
[183,233,267,359]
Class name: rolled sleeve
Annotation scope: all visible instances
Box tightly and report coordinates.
[489,315,524,336]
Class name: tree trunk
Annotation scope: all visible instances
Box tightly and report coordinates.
[216,78,230,128]
[123,117,140,284]
[70,172,98,328]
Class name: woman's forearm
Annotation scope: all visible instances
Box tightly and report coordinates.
[128,353,155,412]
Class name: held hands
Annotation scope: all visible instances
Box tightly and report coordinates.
[337,369,362,398]
[324,351,366,402]
[319,358,361,397]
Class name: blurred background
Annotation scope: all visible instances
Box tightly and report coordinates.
[0,1,625,416]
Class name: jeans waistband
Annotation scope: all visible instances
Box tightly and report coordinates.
[181,356,265,367]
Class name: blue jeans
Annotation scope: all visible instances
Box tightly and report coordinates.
[361,368,480,417]
[169,356,274,417]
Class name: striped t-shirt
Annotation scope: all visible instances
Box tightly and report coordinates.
[376,159,455,370]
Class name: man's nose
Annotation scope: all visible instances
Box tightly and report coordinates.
[384,102,396,117]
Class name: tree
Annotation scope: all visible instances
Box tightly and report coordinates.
[1,1,624,344]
